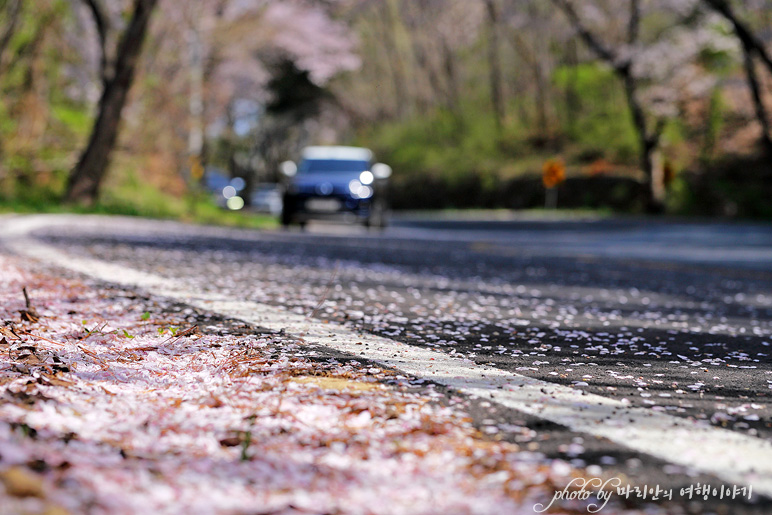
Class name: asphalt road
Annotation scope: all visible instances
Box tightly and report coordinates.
[5,213,772,513]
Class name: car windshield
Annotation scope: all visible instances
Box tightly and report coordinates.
[299,159,369,174]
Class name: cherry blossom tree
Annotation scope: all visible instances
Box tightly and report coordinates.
[551,0,736,211]
[208,0,360,187]
[63,0,360,204]
[701,0,772,154]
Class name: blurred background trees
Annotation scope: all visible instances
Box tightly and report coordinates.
[1,0,771,217]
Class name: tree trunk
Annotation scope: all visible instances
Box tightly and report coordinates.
[0,0,21,77]
[510,32,549,141]
[440,37,461,121]
[186,16,205,187]
[410,38,443,113]
[403,2,444,115]
[564,38,580,135]
[533,58,548,140]
[623,74,664,213]
[741,43,772,155]
[484,0,505,134]
[65,0,158,205]
[378,0,410,118]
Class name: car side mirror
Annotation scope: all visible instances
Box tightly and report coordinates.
[280,161,297,177]
[372,163,392,179]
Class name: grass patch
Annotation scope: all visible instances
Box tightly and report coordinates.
[0,173,278,230]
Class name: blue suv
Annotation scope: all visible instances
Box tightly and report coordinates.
[280,146,391,229]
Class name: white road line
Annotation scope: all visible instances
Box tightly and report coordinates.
[3,215,770,497]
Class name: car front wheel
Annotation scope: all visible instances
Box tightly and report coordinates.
[280,206,294,227]
[365,200,388,230]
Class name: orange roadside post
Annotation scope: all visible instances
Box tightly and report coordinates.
[189,155,205,181]
[542,159,565,209]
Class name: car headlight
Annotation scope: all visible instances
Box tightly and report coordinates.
[359,170,374,185]
[349,180,362,195]
[357,185,373,199]
[348,180,373,199]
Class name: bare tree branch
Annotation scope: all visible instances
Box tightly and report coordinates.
[742,46,772,153]
[628,0,641,45]
[0,0,21,76]
[702,0,772,74]
[549,0,622,71]
[484,0,505,133]
[79,0,111,83]
[702,0,772,153]
[2,7,56,78]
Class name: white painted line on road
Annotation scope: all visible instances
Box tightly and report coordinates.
[3,214,771,497]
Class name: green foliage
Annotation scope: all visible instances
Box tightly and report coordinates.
[665,177,695,215]
[0,0,91,212]
[99,168,186,218]
[698,46,735,74]
[366,62,642,180]
[0,171,278,230]
[0,101,13,134]
[357,61,649,211]
[51,104,91,137]
[2,0,769,220]
[701,88,724,162]
[553,63,639,163]
[265,59,328,119]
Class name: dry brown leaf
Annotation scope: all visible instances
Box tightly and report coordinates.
[201,395,224,408]
[219,435,243,447]
[291,376,382,392]
[40,374,75,388]
[5,384,55,406]
[0,326,20,340]
[0,466,46,498]
[20,287,40,323]
[162,325,199,345]
[18,353,44,366]
[20,309,40,323]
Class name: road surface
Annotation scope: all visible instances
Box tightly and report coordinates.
[3,213,772,513]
